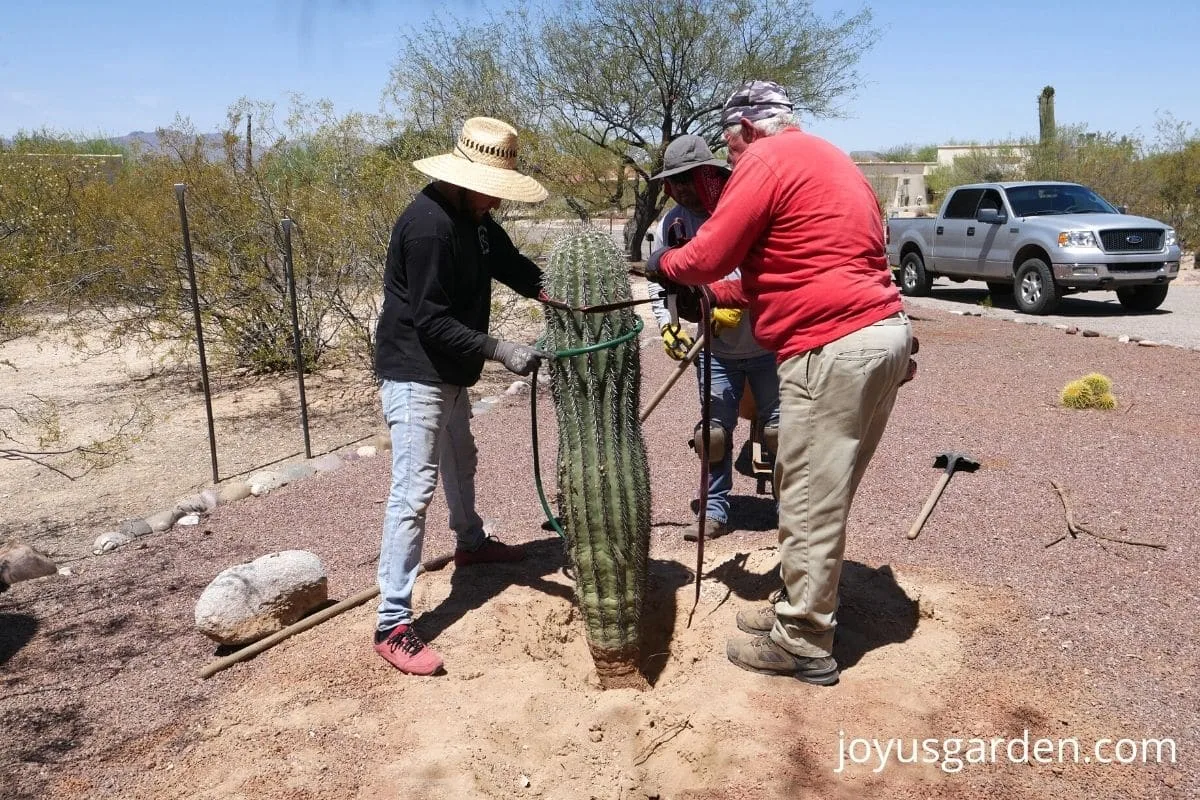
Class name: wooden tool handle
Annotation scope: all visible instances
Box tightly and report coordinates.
[906,471,952,540]
[638,334,706,423]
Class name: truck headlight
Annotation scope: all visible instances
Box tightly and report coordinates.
[1058,230,1098,248]
[1165,228,1177,247]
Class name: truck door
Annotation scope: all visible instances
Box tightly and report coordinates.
[937,188,984,275]
[971,188,1018,279]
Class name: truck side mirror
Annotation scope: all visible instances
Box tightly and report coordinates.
[1117,205,1127,214]
[976,208,1007,225]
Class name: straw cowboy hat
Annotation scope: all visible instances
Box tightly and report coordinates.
[412,117,548,203]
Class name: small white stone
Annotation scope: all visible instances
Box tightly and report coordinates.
[93,531,133,555]
[519,775,531,788]
[57,567,73,576]
[177,514,201,527]
[1118,335,1130,343]
[356,445,378,458]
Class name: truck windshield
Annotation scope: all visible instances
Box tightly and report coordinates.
[1005,185,1118,217]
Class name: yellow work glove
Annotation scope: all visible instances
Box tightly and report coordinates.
[660,323,695,361]
[710,307,744,336]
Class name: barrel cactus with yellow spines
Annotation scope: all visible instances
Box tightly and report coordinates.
[542,228,651,690]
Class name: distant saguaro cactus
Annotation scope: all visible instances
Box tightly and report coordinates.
[1039,85,1056,144]
[542,228,651,690]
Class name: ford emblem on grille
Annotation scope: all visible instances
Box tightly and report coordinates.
[1126,234,1144,244]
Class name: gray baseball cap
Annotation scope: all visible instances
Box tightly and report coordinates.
[650,135,730,181]
[720,80,794,128]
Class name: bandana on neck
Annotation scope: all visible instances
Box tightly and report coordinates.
[663,165,729,215]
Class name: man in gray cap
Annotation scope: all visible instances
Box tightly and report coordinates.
[647,81,914,686]
[647,134,780,542]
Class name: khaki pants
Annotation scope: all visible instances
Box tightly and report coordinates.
[771,313,912,658]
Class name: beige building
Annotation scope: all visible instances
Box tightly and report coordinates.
[854,160,932,217]
[854,144,1030,217]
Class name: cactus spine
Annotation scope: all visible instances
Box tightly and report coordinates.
[542,229,651,690]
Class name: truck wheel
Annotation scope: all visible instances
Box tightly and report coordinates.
[1014,258,1060,315]
[899,252,932,296]
[1116,285,1168,312]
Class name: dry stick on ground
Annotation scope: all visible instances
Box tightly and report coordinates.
[633,716,693,766]
[1045,481,1167,551]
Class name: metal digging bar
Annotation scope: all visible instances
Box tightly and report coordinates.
[281,218,312,459]
[174,183,219,484]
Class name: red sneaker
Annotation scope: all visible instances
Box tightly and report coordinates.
[454,535,526,567]
[373,625,444,675]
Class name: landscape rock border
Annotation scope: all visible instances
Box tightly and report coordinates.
[941,307,1200,352]
[90,380,538,557]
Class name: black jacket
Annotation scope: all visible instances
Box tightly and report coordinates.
[374,185,543,387]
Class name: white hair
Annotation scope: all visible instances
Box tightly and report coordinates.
[724,109,799,141]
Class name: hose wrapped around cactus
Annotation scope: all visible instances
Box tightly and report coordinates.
[542,228,652,690]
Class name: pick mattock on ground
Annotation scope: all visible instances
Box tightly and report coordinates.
[906,451,980,540]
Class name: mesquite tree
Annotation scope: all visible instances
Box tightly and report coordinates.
[541,229,652,690]
[387,0,878,259]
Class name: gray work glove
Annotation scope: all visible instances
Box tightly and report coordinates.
[483,337,549,376]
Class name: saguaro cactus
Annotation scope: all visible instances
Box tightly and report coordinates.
[542,228,652,690]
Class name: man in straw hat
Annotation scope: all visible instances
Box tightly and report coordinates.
[647,82,914,686]
[372,116,549,675]
[646,134,780,543]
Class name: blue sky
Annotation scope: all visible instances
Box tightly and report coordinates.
[1,0,1195,153]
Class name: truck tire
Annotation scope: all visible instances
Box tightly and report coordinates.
[899,252,932,296]
[1116,285,1168,312]
[1014,257,1060,315]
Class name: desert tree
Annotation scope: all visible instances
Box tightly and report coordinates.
[386,0,878,258]
[1147,114,1200,249]
[1021,125,1156,215]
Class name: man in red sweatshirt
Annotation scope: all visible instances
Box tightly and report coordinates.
[649,81,913,685]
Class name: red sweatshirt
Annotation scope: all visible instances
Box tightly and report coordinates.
[660,129,902,362]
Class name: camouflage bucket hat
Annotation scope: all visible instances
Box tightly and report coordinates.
[720,80,794,128]
[650,135,730,181]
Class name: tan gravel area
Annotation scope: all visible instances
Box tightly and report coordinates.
[1,302,1197,799]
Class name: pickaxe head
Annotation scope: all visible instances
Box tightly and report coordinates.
[933,452,980,473]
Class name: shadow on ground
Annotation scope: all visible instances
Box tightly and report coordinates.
[703,556,918,672]
[418,536,576,645]
[0,612,38,667]
[926,284,1170,318]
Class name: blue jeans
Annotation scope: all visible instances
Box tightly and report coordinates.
[377,380,488,631]
[695,352,781,524]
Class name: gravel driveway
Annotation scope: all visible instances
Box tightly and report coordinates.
[904,276,1200,349]
[3,299,1197,799]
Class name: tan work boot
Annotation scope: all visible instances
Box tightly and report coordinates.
[736,589,783,635]
[726,634,839,686]
[683,519,729,542]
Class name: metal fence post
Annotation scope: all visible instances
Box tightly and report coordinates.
[174,184,220,484]
[281,218,312,460]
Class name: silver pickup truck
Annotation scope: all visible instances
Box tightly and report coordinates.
[886,181,1181,314]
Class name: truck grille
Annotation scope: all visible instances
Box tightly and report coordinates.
[1099,229,1163,252]
[1109,262,1164,272]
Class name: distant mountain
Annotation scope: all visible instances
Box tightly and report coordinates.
[1,130,225,155]
[111,130,226,152]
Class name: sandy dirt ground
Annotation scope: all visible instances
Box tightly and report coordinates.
[2,287,1198,799]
